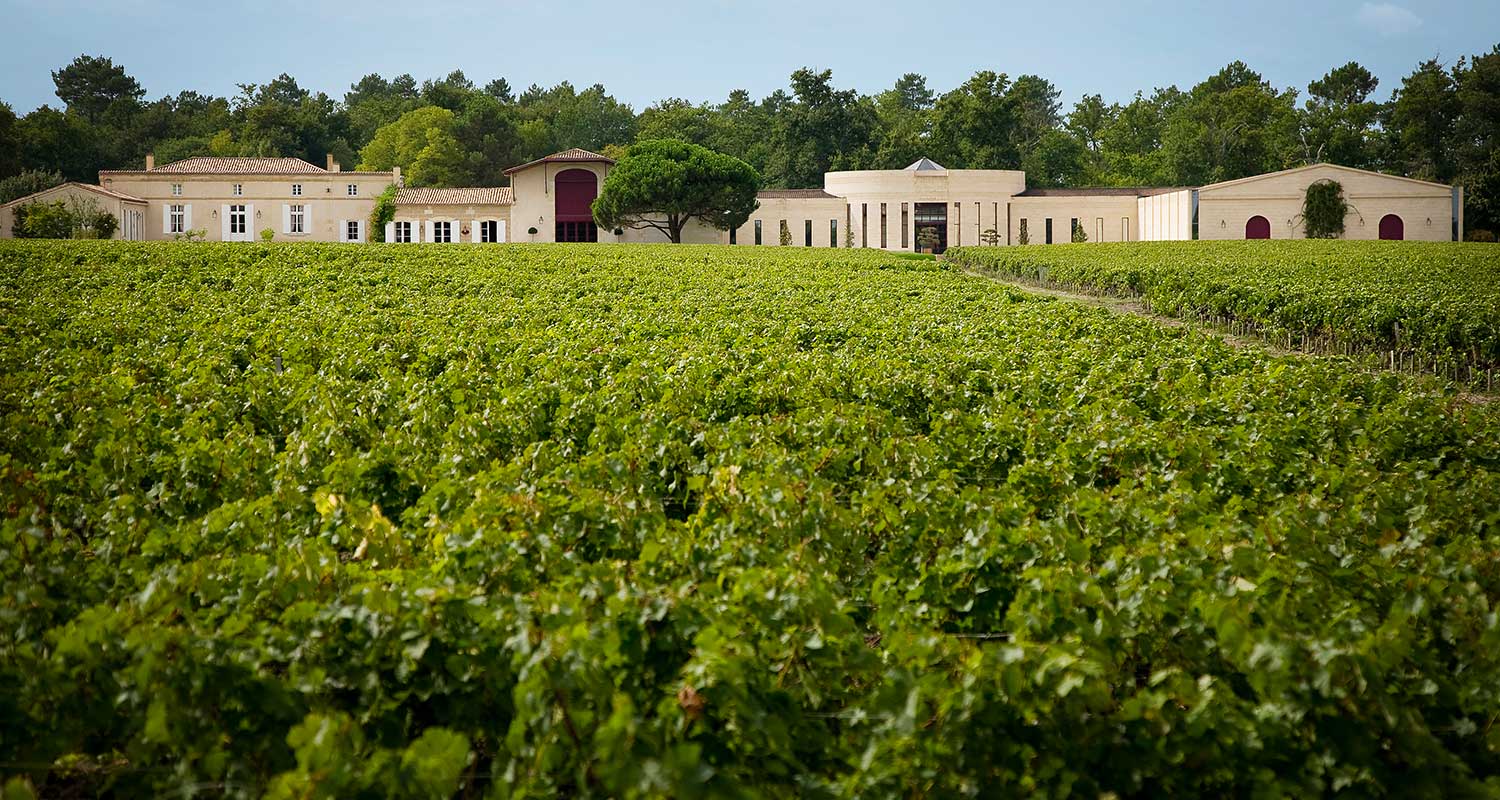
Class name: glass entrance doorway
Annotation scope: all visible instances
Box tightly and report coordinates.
[914,202,948,254]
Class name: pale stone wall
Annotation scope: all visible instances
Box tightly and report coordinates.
[392,203,513,243]
[1009,196,1142,245]
[731,196,849,247]
[823,169,1025,250]
[1196,164,1458,242]
[100,170,396,242]
[0,183,147,240]
[1136,190,1194,241]
[507,161,611,243]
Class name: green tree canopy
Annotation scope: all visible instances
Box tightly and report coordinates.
[929,71,1020,170]
[358,106,471,186]
[1386,59,1460,182]
[592,139,760,243]
[1452,46,1500,234]
[1161,61,1298,185]
[1301,62,1382,168]
[51,55,144,122]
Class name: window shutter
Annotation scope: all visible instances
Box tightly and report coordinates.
[426,221,435,243]
[384,222,395,242]
[472,221,481,244]
[338,219,347,242]
[246,205,254,238]
[356,220,365,243]
[497,220,507,243]
[162,204,172,235]
[282,205,291,235]
[304,205,312,236]
[221,205,230,240]
[184,204,192,232]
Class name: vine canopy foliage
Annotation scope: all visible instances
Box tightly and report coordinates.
[1303,179,1348,239]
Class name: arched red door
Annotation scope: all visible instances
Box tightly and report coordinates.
[1245,215,1271,240]
[1378,214,1404,241]
[555,168,599,242]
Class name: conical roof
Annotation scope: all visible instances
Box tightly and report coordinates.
[905,157,946,171]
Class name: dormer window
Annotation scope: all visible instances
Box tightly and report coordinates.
[347,184,358,197]
[232,184,243,197]
[171,184,182,197]
[291,184,302,197]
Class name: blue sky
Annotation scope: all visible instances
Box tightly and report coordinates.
[1,0,1496,114]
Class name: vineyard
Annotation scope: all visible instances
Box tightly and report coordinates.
[946,241,1500,386]
[2,241,1499,798]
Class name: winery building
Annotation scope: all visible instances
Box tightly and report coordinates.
[0,151,1465,247]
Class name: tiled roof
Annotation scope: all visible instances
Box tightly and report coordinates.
[142,157,330,175]
[503,148,614,175]
[757,189,841,199]
[1,181,146,209]
[395,186,515,205]
[1016,186,1191,197]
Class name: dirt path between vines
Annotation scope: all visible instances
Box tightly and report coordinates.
[955,265,1497,405]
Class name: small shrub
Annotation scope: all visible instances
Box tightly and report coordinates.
[1071,221,1088,243]
[1018,219,1030,245]
[979,228,1001,246]
[174,229,207,242]
[778,220,792,247]
[916,227,940,253]
[1466,229,1495,243]
[260,228,275,242]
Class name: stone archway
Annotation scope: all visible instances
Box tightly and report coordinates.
[1245,215,1271,240]
[555,168,599,242]
[1378,214,1404,241]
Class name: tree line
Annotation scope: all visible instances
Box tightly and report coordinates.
[0,50,1496,237]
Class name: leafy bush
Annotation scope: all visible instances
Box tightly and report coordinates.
[1071,220,1088,243]
[1018,218,1030,245]
[1,241,1498,798]
[12,201,75,238]
[259,228,275,242]
[12,196,117,240]
[778,219,791,246]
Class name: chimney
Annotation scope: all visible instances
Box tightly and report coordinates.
[393,166,403,187]
[327,154,339,173]
[145,153,155,171]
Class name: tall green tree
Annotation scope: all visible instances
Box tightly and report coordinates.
[1161,62,1298,185]
[765,69,877,187]
[51,55,144,123]
[1452,46,1500,235]
[1098,88,1181,185]
[592,139,760,243]
[454,93,520,186]
[636,99,725,148]
[0,102,21,178]
[928,71,1020,170]
[358,106,471,186]
[1300,62,1382,168]
[1066,94,1117,183]
[860,73,935,169]
[1385,58,1460,182]
[19,106,106,181]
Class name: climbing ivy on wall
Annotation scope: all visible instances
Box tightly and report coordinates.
[1303,180,1348,239]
